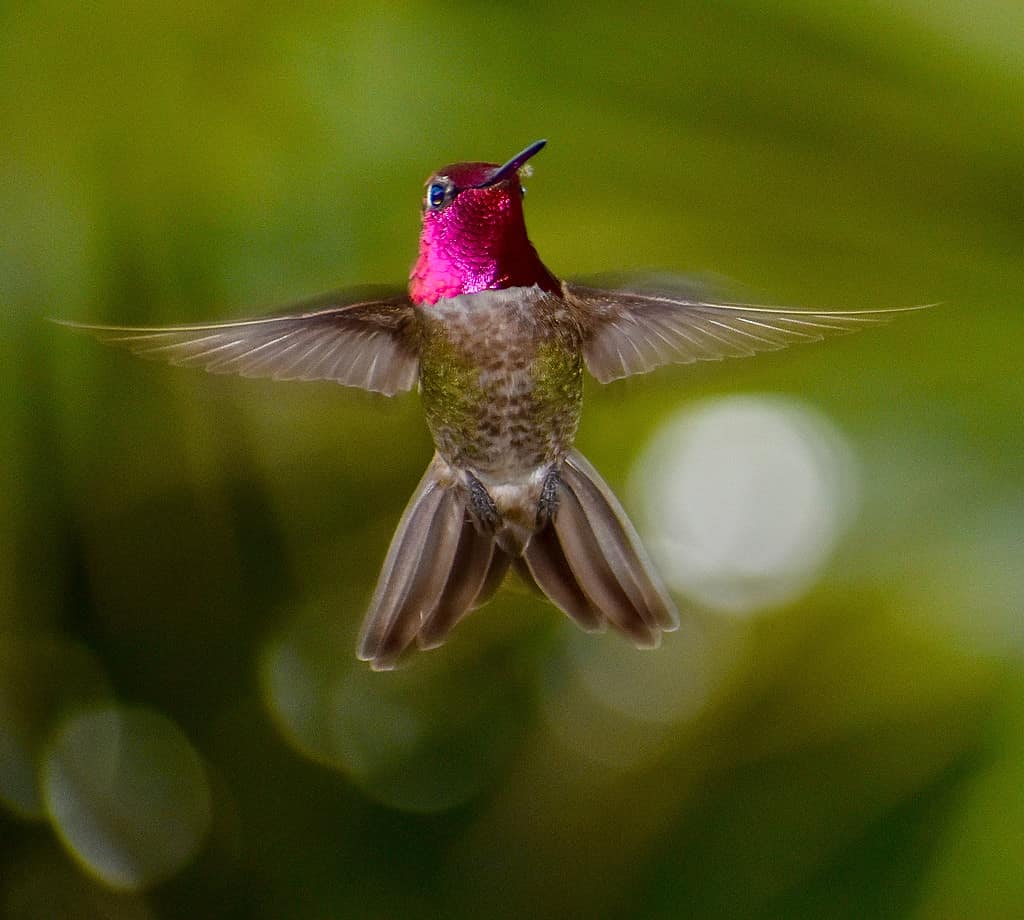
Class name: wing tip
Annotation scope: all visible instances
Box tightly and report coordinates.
[50,317,119,334]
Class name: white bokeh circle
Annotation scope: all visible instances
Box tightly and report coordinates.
[630,394,860,615]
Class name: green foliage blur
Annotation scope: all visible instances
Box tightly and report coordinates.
[2,2,1022,917]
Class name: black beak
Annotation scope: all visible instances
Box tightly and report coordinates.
[475,139,547,188]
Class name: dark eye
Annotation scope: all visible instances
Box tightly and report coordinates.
[427,181,448,210]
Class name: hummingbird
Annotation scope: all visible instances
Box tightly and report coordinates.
[62,140,924,670]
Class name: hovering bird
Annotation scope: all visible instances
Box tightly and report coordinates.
[62,140,925,669]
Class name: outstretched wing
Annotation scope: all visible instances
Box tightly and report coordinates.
[565,279,932,384]
[57,287,420,396]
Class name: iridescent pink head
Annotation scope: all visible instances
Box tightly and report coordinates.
[409,140,559,305]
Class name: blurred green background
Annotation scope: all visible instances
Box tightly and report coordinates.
[2,1,1022,917]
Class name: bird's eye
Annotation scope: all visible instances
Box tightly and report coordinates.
[427,181,449,210]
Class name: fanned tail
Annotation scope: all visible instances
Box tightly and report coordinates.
[523,450,679,647]
[357,449,679,668]
[357,454,505,670]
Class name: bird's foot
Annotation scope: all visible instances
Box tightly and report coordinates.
[536,467,561,527]
[465,471,501,533]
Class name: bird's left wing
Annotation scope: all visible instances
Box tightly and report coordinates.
[564,279,932,384]
[57,287,420,396]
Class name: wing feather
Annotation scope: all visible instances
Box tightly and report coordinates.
[565,280,932,383]
[57,288,420,396]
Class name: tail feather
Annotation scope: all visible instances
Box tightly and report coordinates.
[357,449,678,668]
[529,449,679,646]
[358,457,465,669]
[561,452,679,632]
[417,520,496,650]
[359,455,517,669]
[521,525,604,632]
[472,549,512,610]
[552,485,659,646]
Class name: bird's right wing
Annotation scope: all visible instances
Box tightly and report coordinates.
[57,287,420,396]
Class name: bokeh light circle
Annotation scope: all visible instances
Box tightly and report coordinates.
[0,635,111,819]
[42,705,211,891]
[630,394,860,616]
[261,620,525,813]
[566,614,741,725]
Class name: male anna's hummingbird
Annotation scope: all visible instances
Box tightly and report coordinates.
[65,140,923,670]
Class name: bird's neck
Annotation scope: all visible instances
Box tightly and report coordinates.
[409,223,559,306]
